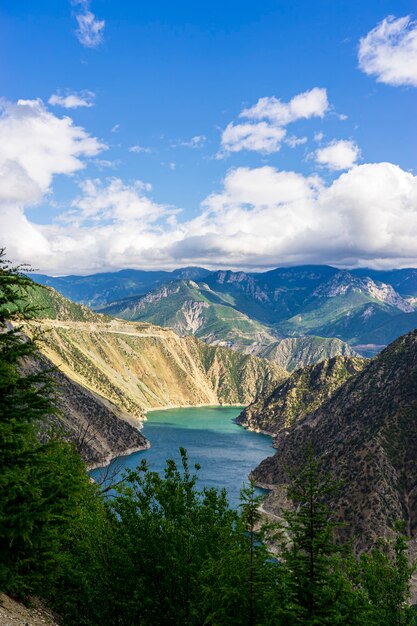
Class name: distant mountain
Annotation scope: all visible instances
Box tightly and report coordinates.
[99,279,277,354]
[31,267,211,307]
[32,265,417,359]
[99,279,359,367]
[251,328,417,551]
[352,268,417,297]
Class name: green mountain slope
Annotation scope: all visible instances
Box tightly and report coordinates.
[33,266,417,358]
[99,279,278,353]
[99,279,360,368]
[251,329,417,551]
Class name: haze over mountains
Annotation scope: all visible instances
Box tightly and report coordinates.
[33,265,417,361]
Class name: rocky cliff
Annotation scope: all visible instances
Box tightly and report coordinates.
[238,355,365,434]
[251,329,417,551]
[23,355,148,467]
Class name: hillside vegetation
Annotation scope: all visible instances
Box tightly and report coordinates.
[238,355,365,434]
[251,328,417,552]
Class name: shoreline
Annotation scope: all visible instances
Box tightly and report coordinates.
[89,403,246,471]
[145,402,244,413]
[87,441,151,471]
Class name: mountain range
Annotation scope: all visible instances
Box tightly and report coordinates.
[24,277,417,558]
[33,265,417,360]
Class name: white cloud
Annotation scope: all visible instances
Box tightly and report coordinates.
[72,0,105,48]
[180,135,206,148]
[359,15,417,87]
[285,135,308,148]
[0,98,105,203]
[220,88,329,155]
[314,132,324,142]
[3,161,417,272]
[1,99,417,273]
[315,139,360,171]
[220,122,286,155]
[48,90,95,109]
[241,87,329,125]
[169,162,176,170]
[111,124,120,133]
[68,178,166,224]
[129,145,152,153]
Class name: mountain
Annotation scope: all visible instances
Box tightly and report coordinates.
[237,356,365,434]
[352,268,417,297]
[31,267,211,307]
[275,271,414,347]
[32,265,417,358]
[99,279,277,354]
[25,283,286,420]
[250,329,417,551]
[257,336,358,371]
[99,278,360,367]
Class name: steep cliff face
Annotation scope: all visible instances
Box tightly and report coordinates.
[23,355,148,467]
[251,329,417,551]
[238,356,365,434]
[30,318,286,419]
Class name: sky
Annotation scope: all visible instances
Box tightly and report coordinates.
[0,0,416,275]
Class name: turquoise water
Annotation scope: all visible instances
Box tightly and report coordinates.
[93,406,273,507]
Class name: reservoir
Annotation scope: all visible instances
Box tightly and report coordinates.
[94,406,273,507]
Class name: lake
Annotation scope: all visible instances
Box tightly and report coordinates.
[93,406,273,507]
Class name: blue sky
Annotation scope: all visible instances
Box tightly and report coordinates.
[0,0,416,274]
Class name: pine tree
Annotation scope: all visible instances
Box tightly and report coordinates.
[0,249,91,595]
[277,450,356,624]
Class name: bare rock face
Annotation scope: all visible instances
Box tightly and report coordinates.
[51,367,149,467]
[23,355,149,467]
[0,593,58,626]
[251,329,417,552]
[313,271,414,312]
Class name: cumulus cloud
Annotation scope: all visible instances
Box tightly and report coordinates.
[315,139,360,171]
[220,122,286,155]
[220,88,328,155]
[1,98,417,273]
[72,0,105,48]
[240,87,329,125]
[0,98,105,203]
[359,15,417,86]
[48,90,95,108]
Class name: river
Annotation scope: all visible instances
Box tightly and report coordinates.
[93,406,273,507]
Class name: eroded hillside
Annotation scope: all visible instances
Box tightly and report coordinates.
[251,329,417,552]
[30,317,286,419]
